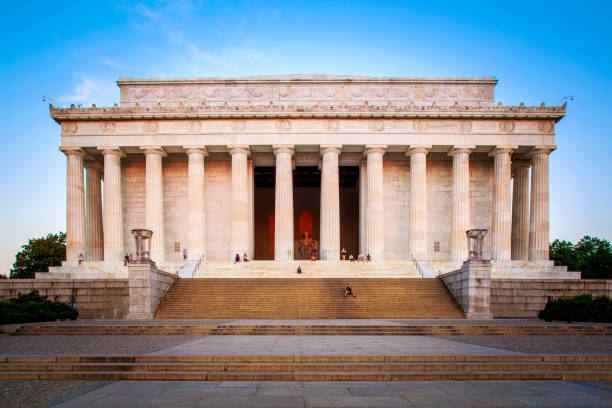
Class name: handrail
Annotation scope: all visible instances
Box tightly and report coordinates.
[192,256,204,278]
[410,254,424,278]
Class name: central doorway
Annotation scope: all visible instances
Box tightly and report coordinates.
[253,166,359,260]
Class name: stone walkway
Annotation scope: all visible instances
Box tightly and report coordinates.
[1,320,612,407]
[50,379,612,407]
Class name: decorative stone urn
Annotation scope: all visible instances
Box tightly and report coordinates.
[466,229,487,260]
[131,229,153,263]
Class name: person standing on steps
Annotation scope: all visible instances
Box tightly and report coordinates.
[297,265,302,274]
[243,253,249,262]
[341,247,347,260]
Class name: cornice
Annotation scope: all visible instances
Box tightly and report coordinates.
[50,102,566,123]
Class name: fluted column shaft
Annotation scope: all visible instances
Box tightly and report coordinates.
[62,148,86,265]
[320,145,341,260]
[99,148,125,263]
[85,162,103,261]
[449,147,472,260]
[273,145,294,260]
[529,147,554,260]
[185,146,207,261]
[229,145,250,259]
[511,161,530,260]
[490,147,514,260]
[359,160,367,255]
[365,145,386,260]
[248,159,255,260]
[142,146,166,262]
[407,145,430,260]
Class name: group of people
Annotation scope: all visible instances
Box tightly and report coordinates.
[340,248,370,262]
[233,253,250,263]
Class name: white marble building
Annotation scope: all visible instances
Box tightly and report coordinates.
[48,75,575,279]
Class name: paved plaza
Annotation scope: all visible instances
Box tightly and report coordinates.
[1,319,612,407]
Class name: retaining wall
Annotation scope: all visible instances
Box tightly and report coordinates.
[0,279,129,319]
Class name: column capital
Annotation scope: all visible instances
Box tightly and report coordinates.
[320,145,342,155]
[406,144,432,156]
[60,146,86,157]
[228,145,250,156]
[139,146,167,157]
[98,147,126,157]
[512,159,531,170]
[364,145,387,156]
[183,146,209,156]
[524,145,556,158]
[488,145,517,157]
[84,160,103,170]
[273,144,294,156]
[448,145,475,157]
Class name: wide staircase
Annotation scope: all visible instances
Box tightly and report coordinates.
[154,278,463,319]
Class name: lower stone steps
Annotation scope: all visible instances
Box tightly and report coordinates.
[0,355,610,381]
[14,324,612,336]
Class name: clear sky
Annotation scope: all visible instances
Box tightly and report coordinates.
[0,1,610,275]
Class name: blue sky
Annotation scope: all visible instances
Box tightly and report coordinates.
[0,1,610,274]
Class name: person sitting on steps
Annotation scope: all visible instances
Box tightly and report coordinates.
[344,283,356,297]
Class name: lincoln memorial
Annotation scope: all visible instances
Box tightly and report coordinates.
[47,75,575,280]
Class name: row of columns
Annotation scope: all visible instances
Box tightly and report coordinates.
[61,143,552,265]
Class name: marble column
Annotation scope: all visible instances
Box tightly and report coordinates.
[99,147,125,263]
[364,145,386,261]
[185,146,208,261]
[248,159,254,259]
[489,146,515,260]
[61,147,86,265]
[229,145,250,259]
[407,145,431,260]
[529,146,555,261]
[141,146,166,263]
[273,145,294,261]
[449,146,473,260]
[85,160,103,261]
[320,145,341,260]
[511,160,531,260]
[359,160,367,255]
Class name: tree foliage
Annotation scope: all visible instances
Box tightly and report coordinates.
[0,290,77,324]
[9,232,66,279]
[550,236,612,279]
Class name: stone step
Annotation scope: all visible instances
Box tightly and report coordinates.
[15,325,612,336]
[0,355,610,381]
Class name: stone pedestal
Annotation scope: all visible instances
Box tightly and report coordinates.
[273,145,294,260]
[99,147,125,263]
[61,147,86,265]
[461,259,493,319]
[126,261,176,319]
[142,146,167,263]
[320,145,341,260]
[185,146,207,261]
[407,145,430,260]
[364,145,386,260]
[511,160,530,260]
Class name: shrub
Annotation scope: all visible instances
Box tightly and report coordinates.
[0,291,78,324]
[538,294,612,323]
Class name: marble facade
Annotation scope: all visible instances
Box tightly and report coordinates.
[50,76,571,279]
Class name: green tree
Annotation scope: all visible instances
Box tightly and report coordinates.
[9,232,66,279]
[549,235,612,279]
[550,239,579,271]
[574,236,612,279]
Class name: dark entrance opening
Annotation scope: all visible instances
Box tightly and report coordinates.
[253,165,360,260]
